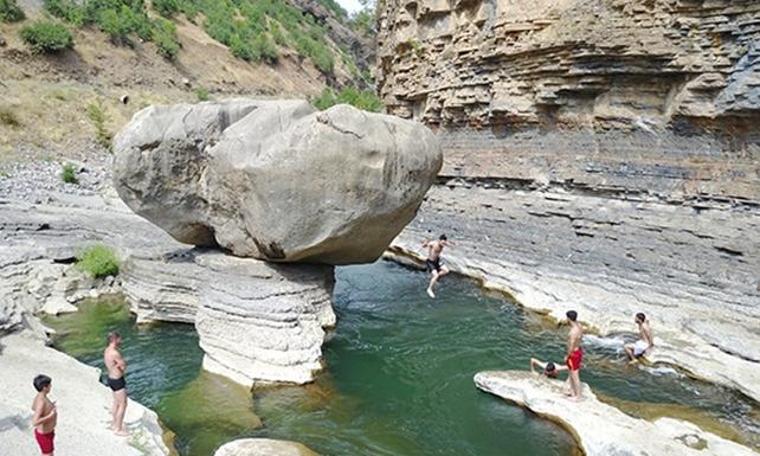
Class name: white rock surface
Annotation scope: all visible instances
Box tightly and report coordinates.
[214,438,318,456]
[474,370,758,456]
[0,333,169,456]
[113,99,442,264]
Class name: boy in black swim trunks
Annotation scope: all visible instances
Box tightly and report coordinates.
[422,234,452,298]
[104,331,128,436]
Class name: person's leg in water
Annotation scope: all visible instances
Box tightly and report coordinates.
[623,343,633,359]
[113,389,128,436]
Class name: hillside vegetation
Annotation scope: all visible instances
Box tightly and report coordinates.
[42,0,360,75]
[0,0,381,165]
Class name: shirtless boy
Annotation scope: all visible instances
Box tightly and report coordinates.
[564,310,584,401]
[624,312,654,362]
[104,331,128,436]
[529,358,568,379]
[422,234,451,298]
[31,374,57,456]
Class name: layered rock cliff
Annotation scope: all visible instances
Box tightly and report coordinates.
[377,0,760,198]
[379,0,760,403]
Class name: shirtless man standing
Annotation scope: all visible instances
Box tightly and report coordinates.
[422,234,451,298]
[564,310,583,401]
[31,375,57,456]
[104,331,128,436]
[624,312,654,362]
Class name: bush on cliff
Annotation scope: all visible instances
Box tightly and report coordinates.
[60,163,78,184]
[312,87,383,112]
[20,21,74,53]
[0,0,25,23]
[76,244,120,278]
[152,17,180,59]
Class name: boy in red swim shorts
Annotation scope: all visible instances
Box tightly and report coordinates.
[31,374,57,455]
[564,310,584,401]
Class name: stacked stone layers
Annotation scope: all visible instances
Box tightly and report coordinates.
[377,0,760,199]
[1,193,336,387]
[122,249,336,386]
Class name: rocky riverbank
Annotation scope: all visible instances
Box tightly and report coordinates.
[474,371,757,456]
[0,332,169,456]
[0,171,338,388]
[389,180,760,402]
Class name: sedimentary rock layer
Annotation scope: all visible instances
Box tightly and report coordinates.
[377,0,760,199]
[122,249,336,386]
[113,99,442,264]
[474,370,757,456]
[0,333,169,456]
[1,187,336,386]
[390,182,760,402]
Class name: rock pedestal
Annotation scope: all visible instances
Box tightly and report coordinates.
[122,249,335,386]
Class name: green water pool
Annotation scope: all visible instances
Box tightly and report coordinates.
[45,261,759,455]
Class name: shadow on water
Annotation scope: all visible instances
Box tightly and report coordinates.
[45,262,760,455]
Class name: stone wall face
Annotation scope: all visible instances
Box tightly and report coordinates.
[377,0,760,198]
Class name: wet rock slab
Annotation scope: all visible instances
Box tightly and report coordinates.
[474,371,757,456]
[214,438,318,456]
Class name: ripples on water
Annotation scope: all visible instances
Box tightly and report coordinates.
[46,262,760,455]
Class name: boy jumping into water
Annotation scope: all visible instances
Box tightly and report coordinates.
[31,374,57,456]
[624,312,654,362]
[422,234,451,298]
[564,310,583,401]
[104,331,129,436]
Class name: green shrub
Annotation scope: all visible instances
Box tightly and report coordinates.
[97,7,130,44]
[195,86,210,101]
[152,17,179,59]
[252,33,278,63]
[153,0,179,17]
[312,87,383,112]
[269,22,287,46]
[86,101,112,150]
[229,33,255,61]
[0,107,21,127]
[20,21,74,53]
[60,163,78,184]
[0,0,25,22]
[76,244,120,278]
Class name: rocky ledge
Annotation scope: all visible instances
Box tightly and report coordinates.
[214,438,318,456]
[0,163,335,387]
[0,333,169,456]
[474,371,757,456]
[390,182,760,403]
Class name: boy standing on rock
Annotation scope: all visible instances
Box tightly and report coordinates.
[31,374,57,456]
[104,331,129,436]
[422,234,452,298]
[564,310,583,401]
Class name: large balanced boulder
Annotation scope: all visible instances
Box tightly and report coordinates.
[113,99,442,264]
